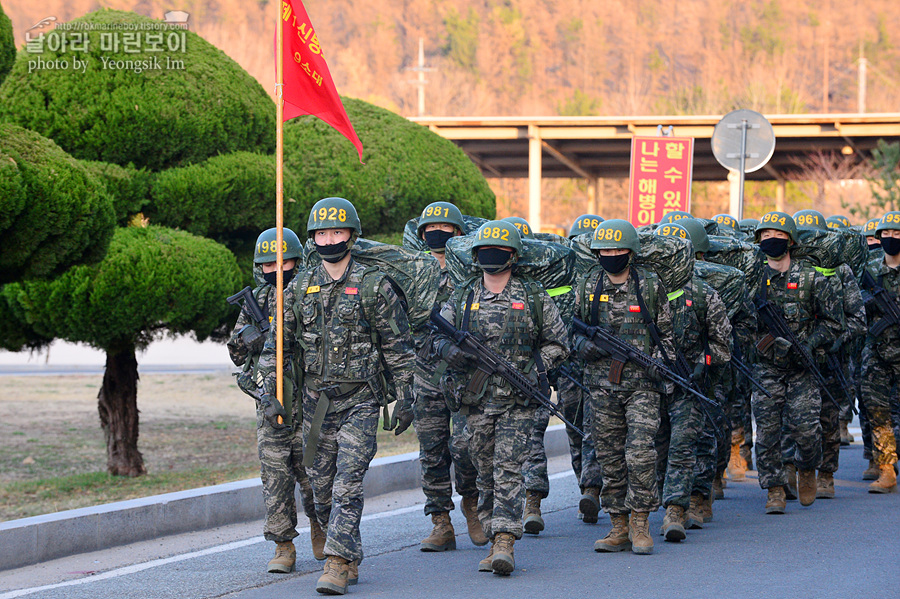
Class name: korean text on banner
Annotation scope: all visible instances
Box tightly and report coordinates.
[627,137,694,227]
[279,0,363,161]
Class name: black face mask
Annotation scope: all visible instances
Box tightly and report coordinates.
[598,253,630,275]
[476,247,514,274]
[881,237,900,256]
[263,267,297,287]
[759,237,790,258]
[424,229,455,252]
[315,240,350,263]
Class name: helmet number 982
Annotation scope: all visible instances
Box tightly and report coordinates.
[480,227,510,241]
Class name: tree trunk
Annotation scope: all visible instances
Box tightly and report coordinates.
[97,346,146,477]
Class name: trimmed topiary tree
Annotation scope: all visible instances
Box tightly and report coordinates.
[0,2,13,87]
[78,160,155,226]
[0,9,274,171]
[0,123,117,284]
[4,226,243,475]
[282,97,496,236]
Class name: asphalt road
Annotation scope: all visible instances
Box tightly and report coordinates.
[2,444,898,599]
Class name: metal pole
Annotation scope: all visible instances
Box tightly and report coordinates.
[737,119,748,221]
[274,0,285,422]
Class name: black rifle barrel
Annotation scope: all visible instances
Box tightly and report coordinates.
[227,286,270,333]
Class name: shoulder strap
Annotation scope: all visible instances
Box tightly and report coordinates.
[632,268,675,370]
[590,274,606,326]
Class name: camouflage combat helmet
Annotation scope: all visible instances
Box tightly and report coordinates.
[502,216,535,239]
[416,201,465,237]
[863,217,881,237]
[793,209,828,231]
[828,214,852,229]
[678,218,711,254]
[654,221,691,245]
[254,227,302,264]
[472,220,525,255]
[876,212,900,237]
[739,218,760,228]
[307,197,362,236]
[712,213,740,232]
[568,214,605,239]
[756,211,799,244]
[659,210,694,224]
[590,219,640,253]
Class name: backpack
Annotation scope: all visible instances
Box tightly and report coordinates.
[693,261,746,319]
[444,235,576,291]
[402,215,489,253]
[705,235,765,287]
[303,237,441,329]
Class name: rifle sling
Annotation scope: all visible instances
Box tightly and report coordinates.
[631,269,675,371]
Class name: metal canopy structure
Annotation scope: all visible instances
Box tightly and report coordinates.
[409,113,900,230]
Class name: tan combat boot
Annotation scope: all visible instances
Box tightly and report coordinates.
[660,505,685,542]
[728,442,747,482]
[310,517,326,561]
[478,538,496,572]
[629,511,653,555]
[701,494,714,523]
[491,532,516,576]
[862,459,881,480]
[594,513,631,552]
[316,555,349,595]
[839,420,854,445]
[523,491,545,534]
[461,495,488,546]
[686,494,704,529]
[868,464,898,494]
[798,469,817,506]
[421,512,456,551]
[579,487,601,524]
[267,541,296,573]
[741,444,754,471]
[712,474,725,500]
[347,560,358,586]
[784,464,798,500]
[816,471,835,499]
[765,486,786,514]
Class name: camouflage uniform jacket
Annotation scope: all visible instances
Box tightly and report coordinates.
[436,276,569,415]
[257,259,415,413]
[863,258,900,363]
[574,265,676,391]
[668,275,733,366]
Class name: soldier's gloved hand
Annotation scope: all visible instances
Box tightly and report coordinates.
[442,345,473,370]
[646,365,663,382]
[577,339,608,362]
[259,394,288,430]
[390,395,415,436]
[691,362,706,383]
[773,336,792,358]
[239,324,265,354]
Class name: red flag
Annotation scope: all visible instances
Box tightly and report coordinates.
[279,0,363,161]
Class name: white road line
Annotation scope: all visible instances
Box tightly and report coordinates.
[1,470,578,599]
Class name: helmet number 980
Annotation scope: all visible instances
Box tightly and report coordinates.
[595,228,623,242]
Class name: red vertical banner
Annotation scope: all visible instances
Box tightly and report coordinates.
[627,137,694,227]
[279,0,364,161]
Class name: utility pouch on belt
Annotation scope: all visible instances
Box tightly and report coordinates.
[301,382,363,468]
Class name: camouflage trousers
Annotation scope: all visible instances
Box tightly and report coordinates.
[413,362,478,515]
[782,384,841,473]
[580,397,603,491]
[256,403,316,543]
[751,364,822,489]
[589,386,661,514]
[858,345,899,466]
[523,406,551,498]
[466,403,536,540]
[302,388,379,564]
[692,366,729,498]
[656,390,702,509]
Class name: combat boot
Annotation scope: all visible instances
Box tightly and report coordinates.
[491,532,516,576]
[315,555,349,595]
[701,494,714,523]
[660,505,686,542]
[839,420,854,445]
[421,512,456,551]
[267,541,295,573]
[712,474,725,500]
[741,445,754,471]
[784,464,798,500]
[478,538,496,572]
[868,464,898,494]
[594,513,631,552]
[461,495,488,546]
[765,486,786,514]
[629,511,653,555]
[523,491,545,534]
[685,494,704,529]
[727,442,747,481]
[797,469,817,506]
[310,517,326,561]
[816,471,835,499]
[579,487,601,524]
[862,459,880,480]
[347,560,358,586]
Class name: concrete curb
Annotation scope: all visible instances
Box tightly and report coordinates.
[0,425,572,571]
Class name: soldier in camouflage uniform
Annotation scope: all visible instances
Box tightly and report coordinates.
[654,221,733,540]
[434,220,569,576]
[857,213,900,493]
[226,228,323,573]
[573,220,675,556]
[257,198,416,595]
[410,202,483,552]
[750,212,842,514]
[858,217,883,476]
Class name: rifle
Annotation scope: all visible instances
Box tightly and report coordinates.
[430,309,586,438]
[227,286,269,347]
[825,351,858,414]
[557,363,591,396]
[731,355,772,398]
[860,270,900,338]
[753,294,841,411]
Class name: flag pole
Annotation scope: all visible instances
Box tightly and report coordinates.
[274,0,285,423]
